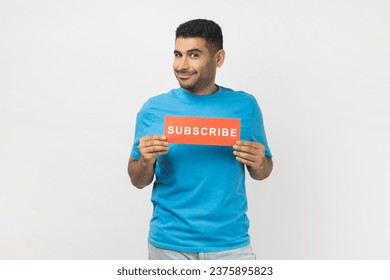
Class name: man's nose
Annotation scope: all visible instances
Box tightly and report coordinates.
[177,56,189,70]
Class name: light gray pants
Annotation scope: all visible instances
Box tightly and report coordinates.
[148,243,257,260]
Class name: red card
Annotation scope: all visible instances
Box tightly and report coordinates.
[164,116,240,146]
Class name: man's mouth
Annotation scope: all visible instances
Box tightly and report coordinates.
[177,71,196,79]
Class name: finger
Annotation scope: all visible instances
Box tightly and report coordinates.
[233,146,264,158]
[141,135,167,142]
[233,144,258,154]
[140,135,168,146]
[141,148,168,162]
[235,155,258,167]
[234,142,265,156]
[235,154,264,169]
[140,145,168,154]
[145,150,169,157]
[233,150,258,161]
[139,145,167,155]
[141,139,168,148]
[236,140,261,147]
[235,140,263,149]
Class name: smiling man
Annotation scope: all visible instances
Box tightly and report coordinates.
[128,19,273,260]
[173,36,222,95]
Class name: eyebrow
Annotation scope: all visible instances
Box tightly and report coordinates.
[174,48,203,54]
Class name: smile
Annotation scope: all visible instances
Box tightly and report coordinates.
[177,72,196,78]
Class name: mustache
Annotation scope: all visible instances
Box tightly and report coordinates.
[176,70,197,75]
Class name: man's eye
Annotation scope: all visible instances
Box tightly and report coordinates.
[174,53,182,57]
[190,53,199,58]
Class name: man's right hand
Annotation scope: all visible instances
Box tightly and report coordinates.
[138,135,169,166]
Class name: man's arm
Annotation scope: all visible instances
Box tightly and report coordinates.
[247,156,273,180]
[128,156,156,189]
[233,140,273,180]
[128,135,168,189]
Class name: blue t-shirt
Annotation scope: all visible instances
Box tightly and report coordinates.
[131,86,272,252]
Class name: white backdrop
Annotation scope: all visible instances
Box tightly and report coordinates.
[1,0,389,259]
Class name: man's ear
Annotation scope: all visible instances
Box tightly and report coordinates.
[215,49,226,68]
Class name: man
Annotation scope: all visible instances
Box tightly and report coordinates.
[128,19,273,260]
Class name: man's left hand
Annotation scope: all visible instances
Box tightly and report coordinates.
[233,140,265,169]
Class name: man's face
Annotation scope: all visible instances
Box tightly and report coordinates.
[173,37,222,95]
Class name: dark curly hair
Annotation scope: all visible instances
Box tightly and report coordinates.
[175,19,223,54]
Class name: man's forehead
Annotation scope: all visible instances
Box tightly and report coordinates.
[174,37,207,51]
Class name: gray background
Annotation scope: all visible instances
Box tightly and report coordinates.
[1,0,389,259]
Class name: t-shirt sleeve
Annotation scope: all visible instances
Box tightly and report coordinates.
[130,105,150,160]
[250,98,273,158]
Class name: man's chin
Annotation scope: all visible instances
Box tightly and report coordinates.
[178,82,195,92]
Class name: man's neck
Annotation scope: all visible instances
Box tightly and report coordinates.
[186,84,219,96]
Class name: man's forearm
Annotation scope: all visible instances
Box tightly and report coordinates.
[128,156,156,189]
[247,156,273,181]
